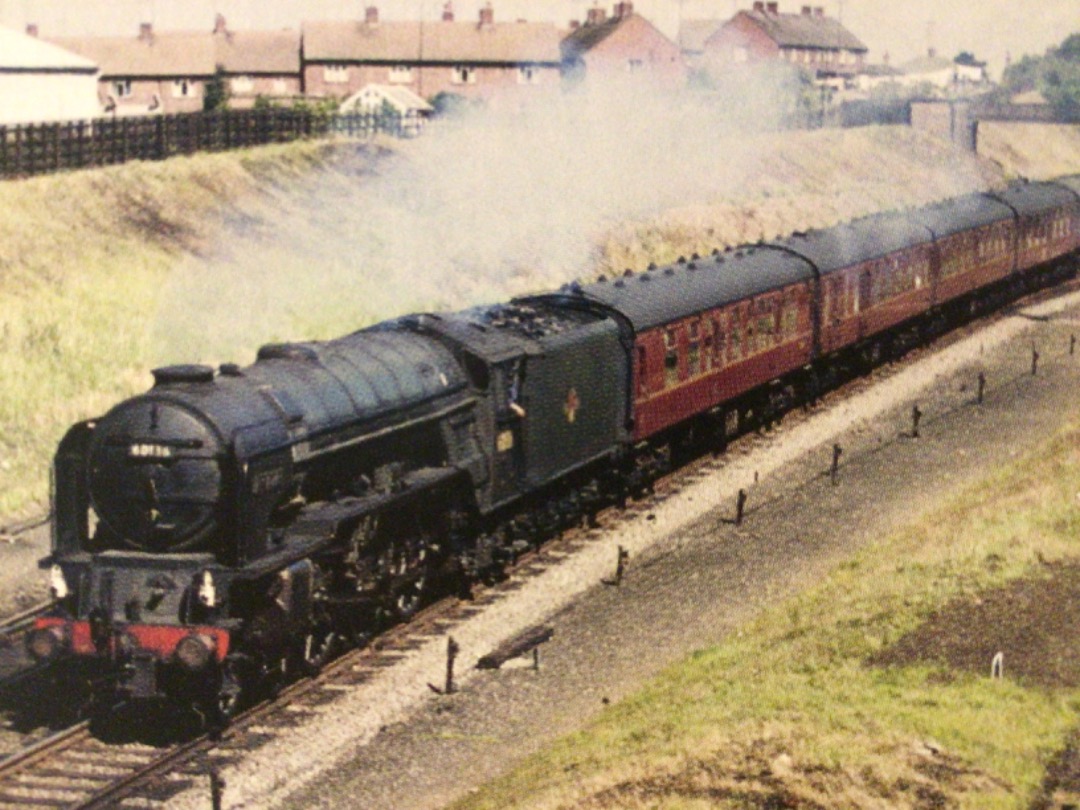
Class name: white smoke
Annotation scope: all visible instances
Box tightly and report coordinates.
[149,76,860,364]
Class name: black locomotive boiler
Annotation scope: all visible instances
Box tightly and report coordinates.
[30,176,1080,721]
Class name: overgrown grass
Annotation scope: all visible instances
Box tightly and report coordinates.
[455,424,1080,809]
[0,142,348,518]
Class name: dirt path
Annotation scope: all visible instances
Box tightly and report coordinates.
[188,284,1079,810]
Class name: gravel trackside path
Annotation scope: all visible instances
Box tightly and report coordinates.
[153,282,1080,810]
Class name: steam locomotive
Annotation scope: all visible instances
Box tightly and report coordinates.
[30,175,1080,722]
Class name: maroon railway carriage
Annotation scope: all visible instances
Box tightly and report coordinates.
[992,182,1080,272]
[909,193,1017,308]
[1052,176,1080,254]
[579,249,817,441]
[771,211,941,355]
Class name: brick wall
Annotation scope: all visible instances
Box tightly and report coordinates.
[303,62,560,103]
[227,75,303,107]
[703,14,780,66]
[578,16,687,86]
[100,77,207,115]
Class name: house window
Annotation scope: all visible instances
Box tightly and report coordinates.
[324,64,349,84]
[231,75,254,94]
[451,65,476,84]
[627,58,644,72]
[271,78,288,95]
[388,65,413,84]
[517,65,540,85]
[172,79,198,98]
[114,79,132,98]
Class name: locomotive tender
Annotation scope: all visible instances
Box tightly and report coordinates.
[30,176,1080,721]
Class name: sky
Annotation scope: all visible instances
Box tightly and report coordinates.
[0,0,1075,76]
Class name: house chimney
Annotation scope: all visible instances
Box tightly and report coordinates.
[614,2,634,18]
[478,2,494,26]
[586,6,607,25]
[814,6,824,16]
[213,13,227,34]
[139,22,153,42]
[25,23,38,37]
[766,2,779,15]
[365,6,379,25]
[801,5,811,14]
[752,2,765,12]
[442,1,454,22]
[569,19,580,29]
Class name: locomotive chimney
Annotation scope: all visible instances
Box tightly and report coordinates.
[139,21,153,42]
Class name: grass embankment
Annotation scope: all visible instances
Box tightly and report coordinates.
[0,142,351,518]
[455,423,1080,809]
[978,123,1080,181]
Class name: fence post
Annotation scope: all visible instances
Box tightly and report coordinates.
[51,122,60,172]
[15,124,25,176]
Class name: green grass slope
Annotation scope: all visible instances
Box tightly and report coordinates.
[454,423,1080,810]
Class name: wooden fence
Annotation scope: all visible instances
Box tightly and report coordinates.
[0,109,405,180]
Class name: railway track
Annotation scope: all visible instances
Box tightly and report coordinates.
[0,276,1074,809]
[0,602,56,682]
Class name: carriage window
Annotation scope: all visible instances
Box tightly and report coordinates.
[712,318,724,365]
[688,321,701,377]
[730,312,742,360]
[636,345,648,396]
[782,304,798,337]
[664,330,679,387]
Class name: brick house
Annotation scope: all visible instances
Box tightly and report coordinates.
[50,17,301,116]
[213,16,302,108]
[703,3,867,81]
[561,3,686,86]
[301,5,562,105]
[52,23,216,115]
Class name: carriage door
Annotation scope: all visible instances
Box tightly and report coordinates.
[491,359,527,503]
[857,269,872,340]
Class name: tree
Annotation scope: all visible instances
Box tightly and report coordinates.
[998,33,1080,116]
[203,66,229,112]
[1040,59,1080,116]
